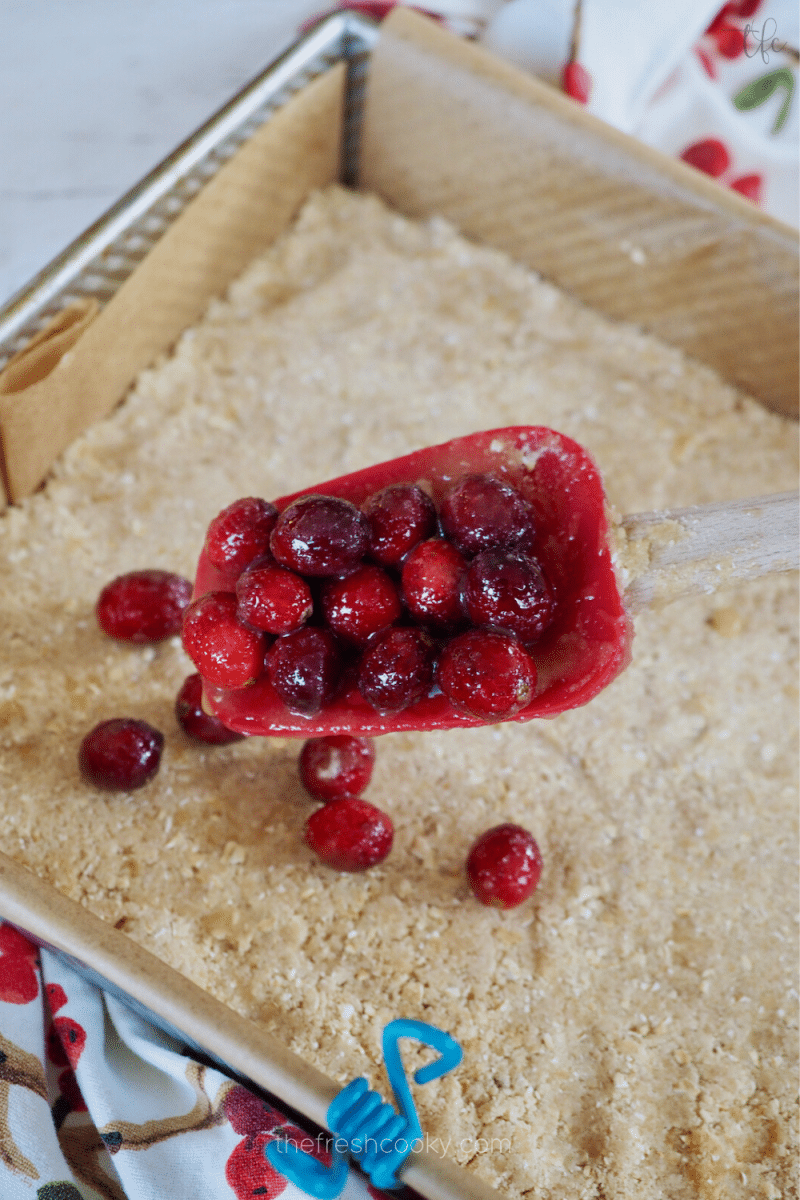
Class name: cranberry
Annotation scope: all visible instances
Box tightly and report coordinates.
[266,626,342,716]
[466,824,542,908]
[299,734,375,802]
[236,559,313,635]
[321,564,402,646]
[358,626,435,713]
[439,474,530,555]
[363,483,437,567]
[175,673,245,745]
[205,497,278,575]
[182,592,266,690]
[462,549,554,643]
[96,569,192,643]
[401,538,466,628]
[79,718,164,790]
[270,495,369,577]
[680,138,730,178]
[304,797,393,871]
[436,629,536,720]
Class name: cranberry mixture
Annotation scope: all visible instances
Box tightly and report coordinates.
[183,471,556,727]
[189,429,630,737]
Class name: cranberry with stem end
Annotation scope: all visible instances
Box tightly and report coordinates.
[236,559,313,635]
[439,473,530,555]
[270,494,370,577]
[401,538,466,629]
[175,673,245,745]
[358,626,436,713]
[436,629,536,720]
[304,797,393,872]
[363,482,437,567]
[466,824,542,908]
[299,734,375,802]
[96,569,192,643]
[182,592,267,690]
[267,626,342,716]
[205,497,278,575]
[79,718,164,790]
[321,564,403,646]
[462,549,555,644]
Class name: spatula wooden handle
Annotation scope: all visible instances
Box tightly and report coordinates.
[619,491,799,612]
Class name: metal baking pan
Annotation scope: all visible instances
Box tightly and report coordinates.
[0,11,378,371]
[0,9,796,1200]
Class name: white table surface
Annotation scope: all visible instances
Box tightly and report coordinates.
[0,0,325,308]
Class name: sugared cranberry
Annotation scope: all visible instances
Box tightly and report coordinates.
[205,497,278,575]
[270,495,370,577]
[466,824,543,908]
[439,474,530,555]
[96,569,192,643]
[363,483,437,567]
[236,559,313,635]
[79,718,164,790]
[462,549,555,643]
[299,734,375,802]
[266,626,342,716]
[358,627,435,713]
[304,797,393,872]
[680,138,730,178]
[401,538,466,628]
[436,629,536,720]
[182,592,266,690]
[175,673,245,745]
[321,565,403,646]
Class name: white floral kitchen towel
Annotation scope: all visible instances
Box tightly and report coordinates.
[339,0,798,226]
[0,925,387,1200]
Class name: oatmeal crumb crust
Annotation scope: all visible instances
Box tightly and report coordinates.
[0,187,796,1199]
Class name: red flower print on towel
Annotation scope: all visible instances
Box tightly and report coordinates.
[0,922,38,1004]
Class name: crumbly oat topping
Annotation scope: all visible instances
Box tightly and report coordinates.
[0,187,796,1199]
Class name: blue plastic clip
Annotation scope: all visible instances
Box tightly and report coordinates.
[266,1018,462,1198]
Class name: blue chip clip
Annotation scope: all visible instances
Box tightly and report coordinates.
[266,1017,463,1197]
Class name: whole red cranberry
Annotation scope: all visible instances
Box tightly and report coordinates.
[96,569,192,643]
[175,673,245,745]
[299,734,375,802]
[182,592,267,690]
[304,797,393,872]
[363,483,437,567]
[321,564,402,646]
[436,629,536,720]
[461,549,555,643]
[270,495,370,577]
[205,497,278,575]
[235,559,313,635]
[79,718,164,790]
[357,626,435,713]
[401,538,466,628]
[466,824,542,908]
[439,474,530,555]
[266,626,342,716]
